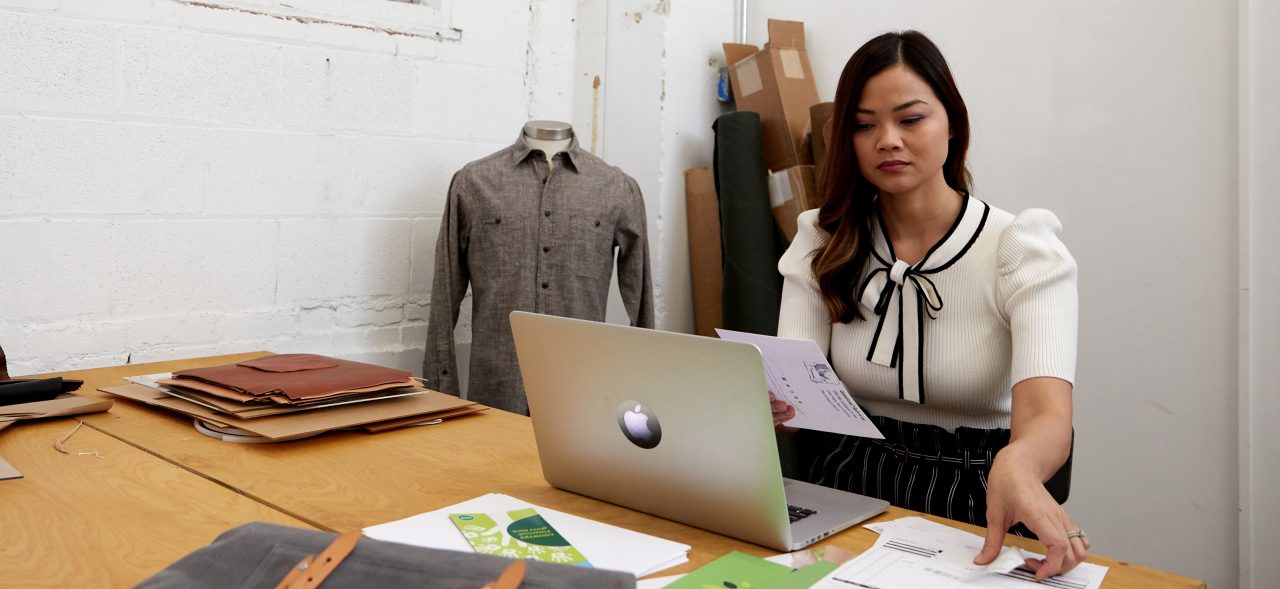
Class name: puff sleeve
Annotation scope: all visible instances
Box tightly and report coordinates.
[776,209,833,356]
[997,209,1079,387]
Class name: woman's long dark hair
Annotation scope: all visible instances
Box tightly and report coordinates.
[812,31,971,323]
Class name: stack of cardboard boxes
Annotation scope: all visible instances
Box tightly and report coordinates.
[723,19,823,242]
[685,19,833,337]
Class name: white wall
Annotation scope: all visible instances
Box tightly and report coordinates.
[1240,1,1280,587]
[591,0,732,333]
[595,0,664,327]
[652,1,736,334]
[0,0,575,376]
[740,1,1240,586]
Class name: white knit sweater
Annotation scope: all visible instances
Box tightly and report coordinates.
[777,199,1077,431]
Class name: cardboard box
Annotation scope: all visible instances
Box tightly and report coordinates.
[724,20,821,172]
[769,165,818,243]
[684,167,723,337]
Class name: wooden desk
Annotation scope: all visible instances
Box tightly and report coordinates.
[0,418,314,588]
[26,355,1205,588]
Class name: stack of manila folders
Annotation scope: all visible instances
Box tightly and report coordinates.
[100,353,483,442]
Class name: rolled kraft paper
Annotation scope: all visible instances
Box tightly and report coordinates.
[712,111,785,336]
[684,167,724,338]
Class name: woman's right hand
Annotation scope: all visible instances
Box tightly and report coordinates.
[769,392,797,432]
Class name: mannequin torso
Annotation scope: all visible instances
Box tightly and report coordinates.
[522,120,573,170]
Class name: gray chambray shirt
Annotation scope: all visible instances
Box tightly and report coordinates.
[423,135,654,414]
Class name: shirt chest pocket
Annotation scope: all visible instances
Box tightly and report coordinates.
[569,214,614,280]
[470,215,526,274]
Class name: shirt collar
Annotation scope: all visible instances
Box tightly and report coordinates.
[857,194,990,405]
[868,192,984,269]
[510,132,585,173]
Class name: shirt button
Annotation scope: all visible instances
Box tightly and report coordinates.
[594,220,601,227]
[544,210,551,217]
[494,218,501,224]
[442,369,449,375]
[543,246,551,253]
[541,282,549,289]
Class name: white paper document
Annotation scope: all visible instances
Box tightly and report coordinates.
[716,329,883,439]
[813,516,1109,589]
[363,493,690,578]
[0,456,23,481]
[125,372,171,390]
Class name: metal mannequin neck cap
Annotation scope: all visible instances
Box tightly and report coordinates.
[523,120,573,141]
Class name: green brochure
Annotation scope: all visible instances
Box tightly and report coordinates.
[665,550,842,589]
[664,551,792,588]
[449,507,592,567]
[757,560,839,589]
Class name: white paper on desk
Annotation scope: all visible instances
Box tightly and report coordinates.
[125,373,171,390]
[716,329,883,439]
[812,516,1108,589]
[0,456,23,481]
[363,493,690,578]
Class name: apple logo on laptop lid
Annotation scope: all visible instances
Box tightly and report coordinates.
[616,400,662,449]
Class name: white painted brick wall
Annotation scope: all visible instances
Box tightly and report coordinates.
[0,0,570,378]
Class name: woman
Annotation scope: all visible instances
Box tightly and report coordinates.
[771,31,1088,579]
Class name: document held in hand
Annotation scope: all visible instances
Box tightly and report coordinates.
[716,329,884,439]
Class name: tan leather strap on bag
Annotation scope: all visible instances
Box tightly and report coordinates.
[274,531,361,589]
[273,530,526,589]
[480,560,526,589]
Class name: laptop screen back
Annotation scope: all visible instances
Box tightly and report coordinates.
[510,311,793,548]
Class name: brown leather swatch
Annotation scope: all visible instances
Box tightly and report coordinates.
[237,355,341,373]
[173,354,412,401]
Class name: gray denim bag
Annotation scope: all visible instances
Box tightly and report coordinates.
[135,522,636,589]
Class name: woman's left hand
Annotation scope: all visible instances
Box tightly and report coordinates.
[768,391,798,433]
[974,450,1090,581]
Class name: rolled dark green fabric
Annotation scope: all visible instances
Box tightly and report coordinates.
[713,111,786,336]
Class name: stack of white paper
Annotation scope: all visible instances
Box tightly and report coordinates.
[363,493,691,578]
[812,516,1109,589]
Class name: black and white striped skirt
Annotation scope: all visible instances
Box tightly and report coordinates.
[798,415,1024,531]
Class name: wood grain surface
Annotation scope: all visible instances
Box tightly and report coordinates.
[13,354,1206,588]
[0,418,314,588]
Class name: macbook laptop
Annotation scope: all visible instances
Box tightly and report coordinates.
[509,311,889,551]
